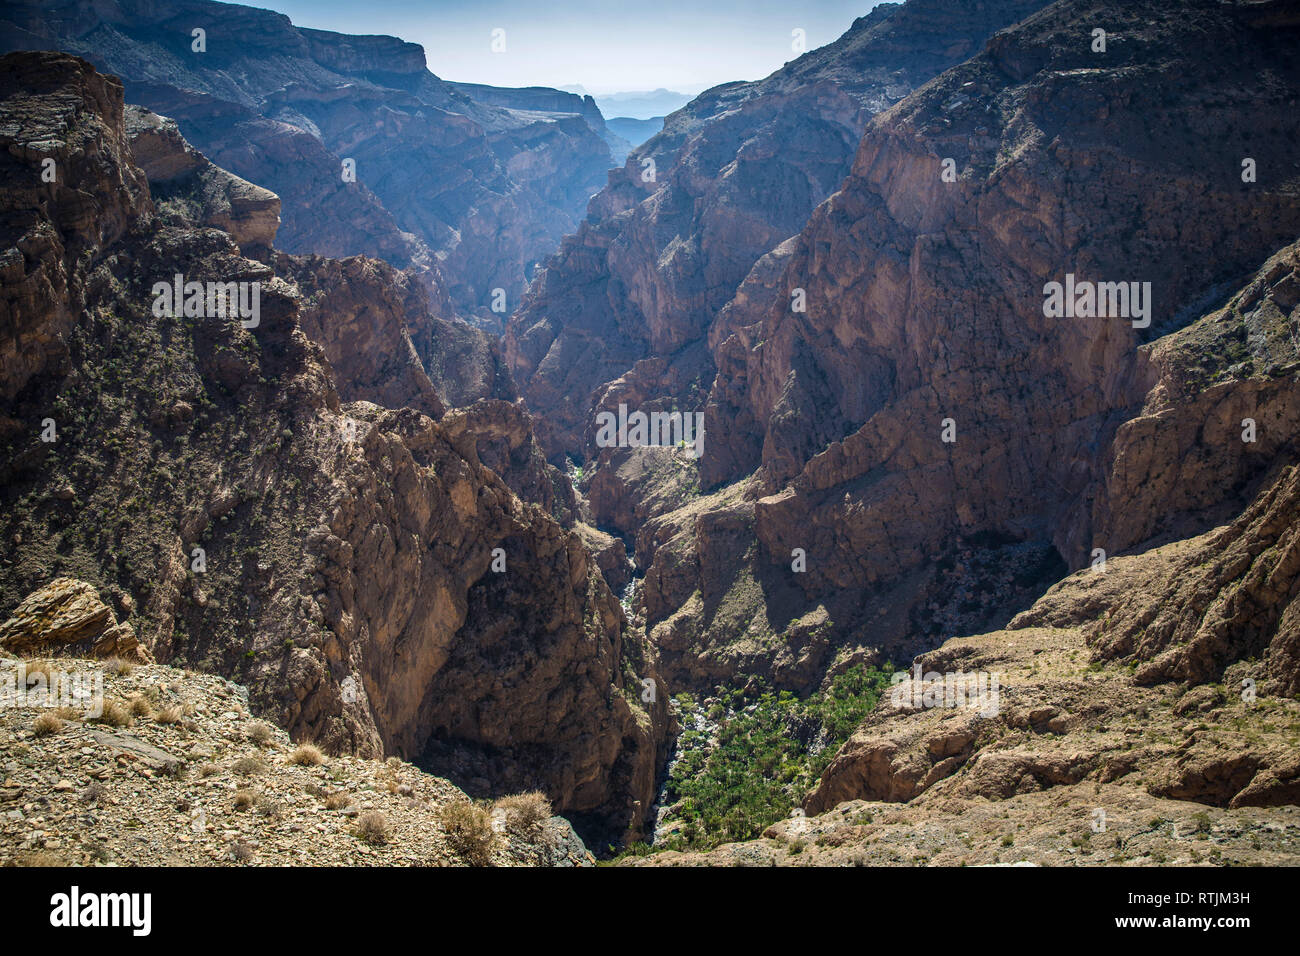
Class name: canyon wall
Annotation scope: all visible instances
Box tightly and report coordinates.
[0,51,665,838]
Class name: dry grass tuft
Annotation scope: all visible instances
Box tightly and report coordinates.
[324,792,352,811]
[287,743,325,766]
[439,801,497,866]
[93,699,133,728]
[355,810,389,846]
[32,713,64,737]
[247,722,273,746]
[105,658,134,676]
[231,756,266,776]
[496,791,552,838]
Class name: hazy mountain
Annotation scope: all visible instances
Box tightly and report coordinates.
[605,116,665,147]
[591,88,694,119]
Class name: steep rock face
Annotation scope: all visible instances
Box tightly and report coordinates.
[0,51,147,408]
[1089,241,1300,560]
[0,51,663,837]
[122,104,510,418]
[124,105,279,250]
[2,0,616,327]
[271,254,446,421]
[505,0,1054,460]
[440,400,579,526]
[633,0,1300,691]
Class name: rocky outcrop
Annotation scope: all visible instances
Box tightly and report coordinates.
[0,658,597,866]
[0,578,150,661]
[0,51,663,839]
[2,0,616,327]
[439,400,578,525]
[125,106,279,250]
[1089,464,1300,699]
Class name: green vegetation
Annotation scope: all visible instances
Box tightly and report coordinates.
[656,663,894,852]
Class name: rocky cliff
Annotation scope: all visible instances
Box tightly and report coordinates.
[0,0,617,330]
[615,0,1300,697]
[505,0,1056,460]
[0,51,664,840]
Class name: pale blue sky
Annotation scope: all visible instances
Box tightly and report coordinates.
[251,0,883,94]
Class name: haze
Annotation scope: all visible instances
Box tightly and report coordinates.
[250,0,883,96]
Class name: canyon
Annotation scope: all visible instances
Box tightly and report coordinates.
[1,0,1298,866]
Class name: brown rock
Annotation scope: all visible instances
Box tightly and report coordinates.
[0,578,151,662]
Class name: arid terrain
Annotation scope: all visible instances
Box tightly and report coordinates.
[1,0,1298,868]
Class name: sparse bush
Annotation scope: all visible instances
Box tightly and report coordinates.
[257,796,284,820]
[287,743,324,766]
[439,802,496,866]
[324,792,352,811]
[199,763,221,778]
[355,810,389,846]
[94,699,133,728]
[33,713,64,737]
[233,789,256,811]
[496,791,552,838]
[127,695,154,718]
[106,658,134,676]
[80,781,107,804]
[247,722,273,747]
[229,841,254,863]
[154,705,182,724]
[232,756,265,776]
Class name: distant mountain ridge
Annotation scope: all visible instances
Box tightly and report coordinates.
[592,89,693,119]
[605,116,664,147]
[0,0,619,331]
